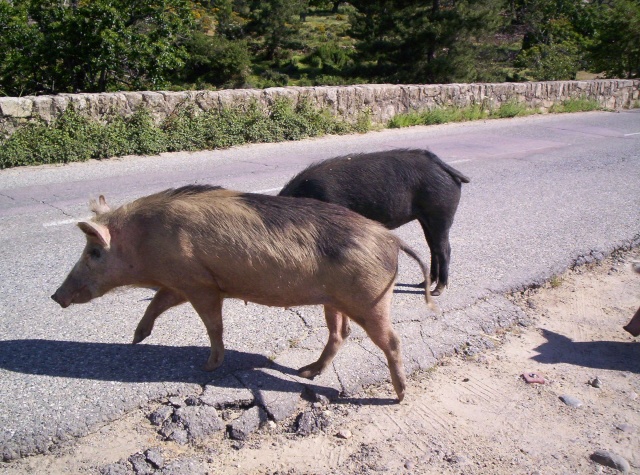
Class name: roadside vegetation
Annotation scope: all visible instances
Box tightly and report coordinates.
[0,0,635,169]
[0,95,607,169]
[388,97,603,128]
[1,0,638,96]
[0,99,371,169]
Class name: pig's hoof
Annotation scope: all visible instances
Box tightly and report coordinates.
[202,358,223,372]
[132,328,151,344]
[298,364,322,380]
[430,282,446,297]
[623,325,639,337]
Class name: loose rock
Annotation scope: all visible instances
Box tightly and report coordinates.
[128,453,153,475]
[229,406,266,441]
[337,429,352,439]
[296,409,332,436]
[167,428,188,445]
[174,406,225,442]
[589,377,602,388]
[590,450,630,473]
[148,405,173,426]
[99,461,129,475]
[145,449,164,469]
[167,397,184,408]
[184,395,200,406]
[559,395,583,408]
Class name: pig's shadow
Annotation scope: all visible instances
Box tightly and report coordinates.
[531,329,640,374]
[0,339,298,385]
[0,339,399,404]
[394,282,426,296]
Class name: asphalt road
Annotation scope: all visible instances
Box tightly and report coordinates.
[1,110,639,461]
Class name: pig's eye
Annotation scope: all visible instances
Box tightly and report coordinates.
[89,248,102,259]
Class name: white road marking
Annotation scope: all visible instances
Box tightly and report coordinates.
[448,159,472,164]
[251,186,283,194]
[624,132,640,136]
[43,216,92,227]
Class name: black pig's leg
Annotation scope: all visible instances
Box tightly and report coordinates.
[418,216,452,296]
[133,287,186,344]
[417,218,437,290]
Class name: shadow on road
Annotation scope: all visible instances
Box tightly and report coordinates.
[0,339,291,384]
[0,339,405,405]
[394,282,427,296]
[531,329,640,374]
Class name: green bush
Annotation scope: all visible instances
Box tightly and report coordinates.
[490,100,534,118]
[0,98,370,169]
[549,97,601,113]
[388,104,489,128]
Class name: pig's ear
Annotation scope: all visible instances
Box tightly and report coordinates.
[77,221,111,248]
[89,195,111,215]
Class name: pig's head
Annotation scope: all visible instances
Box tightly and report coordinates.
[52,196,124,308]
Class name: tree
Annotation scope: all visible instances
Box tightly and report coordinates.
[246,0,309,59]
[348,0,506,84]
[511,0,594,80]
[0,1,42,96]
[0,0,194,95]
[181,32,251,87]
[589,0,640,78]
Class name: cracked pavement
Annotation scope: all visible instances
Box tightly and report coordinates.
[0,110,639,461]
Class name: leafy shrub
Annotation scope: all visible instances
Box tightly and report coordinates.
[0,99,370,169]
[548,97,601,113]
[181,33,251,88]
[303,43,352,74]
[515,42,581,81]
[490,100,533,119]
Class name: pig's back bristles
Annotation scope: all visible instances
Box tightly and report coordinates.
[98,186,399,284]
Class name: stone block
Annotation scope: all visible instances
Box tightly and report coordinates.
[0,98,33,118]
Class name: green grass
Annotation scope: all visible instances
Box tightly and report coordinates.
[490,100,536,118]
[0,91,622,170]
[387,96,603,129]
[389,101,537,128]
[0,98,371,169]
[388,104,487,128]
[548,97,601,113]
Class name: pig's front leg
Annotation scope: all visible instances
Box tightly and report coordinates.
[187,290,225,371]
[133,287,187,344]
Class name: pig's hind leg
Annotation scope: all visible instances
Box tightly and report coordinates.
[298,305,351,379]
[418,216,452,297]
[133,287,186,344]
[350,297,406,402]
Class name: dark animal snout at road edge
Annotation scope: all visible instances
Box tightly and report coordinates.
[623,262,640,336]
[279,148,470,296]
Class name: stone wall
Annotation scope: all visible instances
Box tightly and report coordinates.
[1,79,638,137]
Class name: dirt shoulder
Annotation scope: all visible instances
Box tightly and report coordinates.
[3,249,640,474]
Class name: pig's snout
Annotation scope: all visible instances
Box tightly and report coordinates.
[623,307,640,337]
[51,291,71,308]
[51,283,91,308]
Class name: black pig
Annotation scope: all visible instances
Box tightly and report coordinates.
[279,149,470,296]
